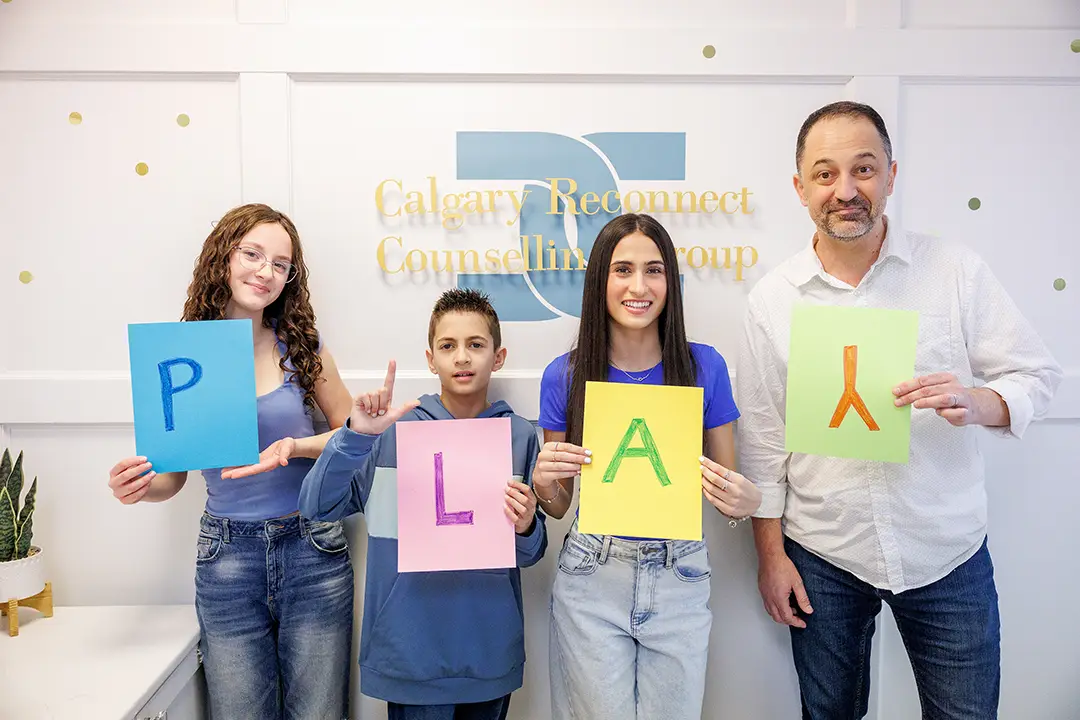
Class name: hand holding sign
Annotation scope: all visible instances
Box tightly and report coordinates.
[504,480,537,534]
[350,360,421,435]
[107,456,155,505]
[892,372,981,427]
[533,441,592,500]
[699,456,761,519]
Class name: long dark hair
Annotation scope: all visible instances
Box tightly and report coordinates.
[181,203,323,411]
[564,213,698,445]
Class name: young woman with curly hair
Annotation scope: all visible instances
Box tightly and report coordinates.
[106,203,355,720]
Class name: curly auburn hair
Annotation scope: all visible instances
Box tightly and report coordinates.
[181,203,323,411]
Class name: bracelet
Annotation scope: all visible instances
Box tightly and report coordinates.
[727,515,751,529]
[535,482,561,505]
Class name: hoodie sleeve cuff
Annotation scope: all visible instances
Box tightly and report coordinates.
[334,417,379,456]
[515,515,544,556]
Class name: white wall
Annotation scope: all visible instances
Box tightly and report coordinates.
[1,1,1078,718]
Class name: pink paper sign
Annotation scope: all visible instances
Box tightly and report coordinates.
[396,417,516,572]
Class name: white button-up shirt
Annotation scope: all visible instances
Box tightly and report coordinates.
[736,219,1063,592]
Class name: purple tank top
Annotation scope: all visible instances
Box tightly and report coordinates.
[201,332,321,520]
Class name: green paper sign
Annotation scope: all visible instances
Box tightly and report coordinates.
[785,304,919,463]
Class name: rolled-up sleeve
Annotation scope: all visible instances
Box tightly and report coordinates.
[736,293,791,518]
[962,254,1063,440]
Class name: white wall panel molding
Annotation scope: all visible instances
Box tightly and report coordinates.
[1,26,1078,79]
[238,0,287,25]
[847,0,902,29]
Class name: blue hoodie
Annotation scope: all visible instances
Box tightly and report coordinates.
[298,393,547,706]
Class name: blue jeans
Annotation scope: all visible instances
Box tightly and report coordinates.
[386,695,511,720]
[787,536,1000,720]
[194,512,354,720]
[549,521,713,720]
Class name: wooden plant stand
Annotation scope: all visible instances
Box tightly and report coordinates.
[1,581,54,637]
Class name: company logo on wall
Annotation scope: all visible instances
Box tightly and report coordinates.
[374,132,758,321]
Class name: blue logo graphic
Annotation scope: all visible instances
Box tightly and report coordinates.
[455,132,686,320]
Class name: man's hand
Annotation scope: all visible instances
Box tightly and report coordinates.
[758,551,814,629]
[893,372,1009,428]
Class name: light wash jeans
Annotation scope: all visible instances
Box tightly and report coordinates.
[194,511,354,720]
[549,520,713,720]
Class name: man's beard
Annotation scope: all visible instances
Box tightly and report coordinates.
[816,198,881,241]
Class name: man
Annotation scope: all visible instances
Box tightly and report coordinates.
[736,100,1062,719]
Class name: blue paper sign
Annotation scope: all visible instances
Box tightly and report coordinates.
[127,320,259,473]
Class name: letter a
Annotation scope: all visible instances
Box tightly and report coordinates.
[601,418,672,486]
[828,345,880,431]
[158,357,203,432]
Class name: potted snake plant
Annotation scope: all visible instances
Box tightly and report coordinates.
[0,448,44,604]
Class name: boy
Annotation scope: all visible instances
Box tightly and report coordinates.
[298,288,546,720]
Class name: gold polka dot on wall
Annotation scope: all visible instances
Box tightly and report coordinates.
[1072,39,1080,53]
[177,113,190,127]
[968,197,981,210]
[702,45,716,59]
[135,162,149,176]
[68,111,82,125]
[1054,278,1067,291]
[18,271,33,284]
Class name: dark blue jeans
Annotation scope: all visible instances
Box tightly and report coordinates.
[195,512,354,720]
[787,536,1000,720]
[387,695,511,720]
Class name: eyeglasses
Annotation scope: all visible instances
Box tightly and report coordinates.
[234,246,298,283]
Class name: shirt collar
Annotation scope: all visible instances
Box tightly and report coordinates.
[782,215,909,288]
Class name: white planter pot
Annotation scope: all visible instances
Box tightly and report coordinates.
[0,547,47,602]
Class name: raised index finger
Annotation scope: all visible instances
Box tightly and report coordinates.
[384,360,397,394]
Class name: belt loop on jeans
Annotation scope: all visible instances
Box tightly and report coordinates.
[664,540,674,569]
[221,517,230,544]
[599,536,612,565]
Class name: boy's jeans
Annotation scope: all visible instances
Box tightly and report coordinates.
[195,512,355,720]
[549,520,713,720]
[387,695,511,720]
[786,536,1000,720]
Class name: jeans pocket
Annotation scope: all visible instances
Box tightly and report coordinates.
[305,520,349,555]
[196,534,222,563]
[673,544,711,583]
[557,537,598,576]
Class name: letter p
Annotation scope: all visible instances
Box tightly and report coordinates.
[158,357,203,432]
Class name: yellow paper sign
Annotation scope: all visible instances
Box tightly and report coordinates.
[579,381,705,540]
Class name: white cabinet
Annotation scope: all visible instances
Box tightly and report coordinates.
[0,605,207,720]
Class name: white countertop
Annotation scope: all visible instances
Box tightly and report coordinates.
[0,604,200,720]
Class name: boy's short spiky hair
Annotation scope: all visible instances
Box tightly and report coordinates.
[427,288,502,349]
